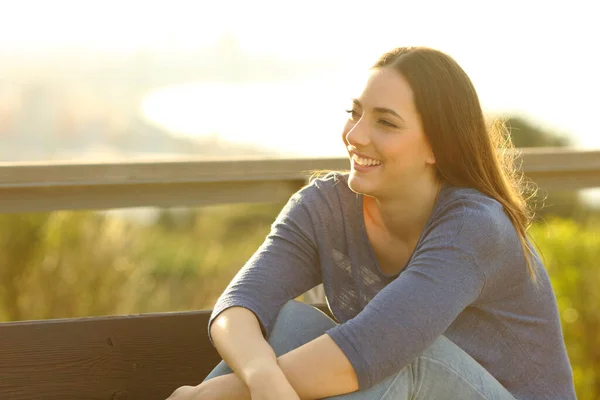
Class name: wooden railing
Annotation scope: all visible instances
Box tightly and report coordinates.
[1,148,599,213]
[0,148,599,399]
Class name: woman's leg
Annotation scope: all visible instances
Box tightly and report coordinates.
[322,334,516,400]
[203,300,515,400]
[202,299,337,382]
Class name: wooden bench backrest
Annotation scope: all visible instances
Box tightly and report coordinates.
[0,304,331,400]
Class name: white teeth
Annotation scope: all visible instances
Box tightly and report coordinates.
[352,154,382,166]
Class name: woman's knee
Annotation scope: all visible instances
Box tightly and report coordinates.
[417,336,476,369]
[277,299,308,318]
[267,299,337,356]
[408,336,514,399]
[274,299,336,329]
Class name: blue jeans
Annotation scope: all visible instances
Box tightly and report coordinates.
[203,299,516,399]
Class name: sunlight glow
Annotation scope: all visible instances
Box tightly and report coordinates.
[2,0,597,150]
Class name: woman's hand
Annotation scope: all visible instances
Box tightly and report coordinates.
[165,365,301,400]
[246,364,301,400]
[165,384,201,400]
[249,379,301,400]
[165,374,250,400]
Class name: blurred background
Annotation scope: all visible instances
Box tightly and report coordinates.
[0,0,598,398]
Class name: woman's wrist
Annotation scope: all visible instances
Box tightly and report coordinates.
[197,373,252,400]
[244,359,287,391]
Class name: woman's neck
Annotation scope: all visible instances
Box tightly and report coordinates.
[364,179,443,244]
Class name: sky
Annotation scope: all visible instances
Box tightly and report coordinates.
[1,0,598,153]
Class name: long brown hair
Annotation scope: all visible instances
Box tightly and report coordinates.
[372,46,539,281]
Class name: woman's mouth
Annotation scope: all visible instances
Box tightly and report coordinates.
[351,154,383,171]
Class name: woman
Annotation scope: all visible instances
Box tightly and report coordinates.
[167,47,575,399]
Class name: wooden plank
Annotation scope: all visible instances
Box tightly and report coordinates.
[0,157,350,187]
[0,157,349,213]
[0,149,596,189]
[0,180,306,213]
[526,170,600,191]
[0,305,333,400]
[0,311,214,400]
[515,147,600,171]
[0,149,598,213]
[515,148,600,191]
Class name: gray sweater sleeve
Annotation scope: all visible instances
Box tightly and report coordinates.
[325,199,492,389]
[207,188,322,345]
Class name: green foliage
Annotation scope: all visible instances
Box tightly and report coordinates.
[530,219,600,399]
[0,207,597,398]
[506,116,571,148]
[0,211,147,320]
[0,203,283,321]
[0,213,51,320]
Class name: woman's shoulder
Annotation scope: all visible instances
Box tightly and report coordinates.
[440,184,503,214]
[296,170,353,203]
[434,184,515,244]
[426,185,532,282]
[286,171,359,228]
[307,170,350,189]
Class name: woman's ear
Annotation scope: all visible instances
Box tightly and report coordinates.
[425,151,436,165]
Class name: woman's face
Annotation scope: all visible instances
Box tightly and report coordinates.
[342,66,436,198]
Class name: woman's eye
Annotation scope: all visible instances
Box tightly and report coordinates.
[379,120,398,129]
[345,109,360,121]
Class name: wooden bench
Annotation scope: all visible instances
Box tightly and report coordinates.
[0,304,332,400]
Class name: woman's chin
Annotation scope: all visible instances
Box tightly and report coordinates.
[348,173,377,196]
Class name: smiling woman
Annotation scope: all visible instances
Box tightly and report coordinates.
[167,46,576,400]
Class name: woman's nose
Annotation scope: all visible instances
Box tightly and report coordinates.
[345,120,370,147]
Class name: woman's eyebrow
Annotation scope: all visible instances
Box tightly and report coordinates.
[352,99,405,122]
[352,99,406,123]
[353,99,405,123]
[373,107,405,123]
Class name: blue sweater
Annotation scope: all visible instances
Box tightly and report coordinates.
[208,172,575,399]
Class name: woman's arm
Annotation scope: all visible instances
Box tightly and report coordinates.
[204,327,359,400]
[204,186,327,397]
[210,306,279,385]
[207,189,322,350]
[275,332,359,399]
